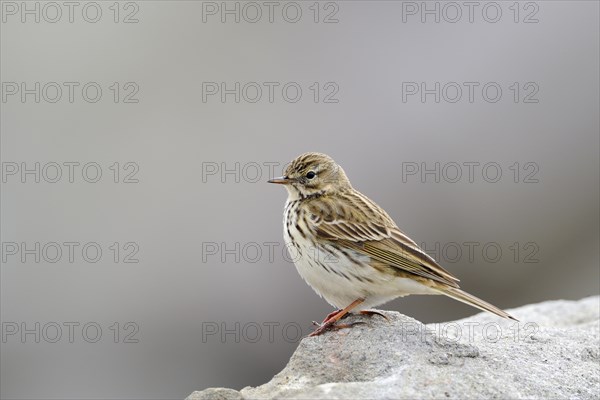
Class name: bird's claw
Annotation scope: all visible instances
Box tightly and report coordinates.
[359,310,389,321]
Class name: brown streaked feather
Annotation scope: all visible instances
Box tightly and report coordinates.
[305,189,460,289]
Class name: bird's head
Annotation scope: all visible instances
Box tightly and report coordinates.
[268,152,351,199]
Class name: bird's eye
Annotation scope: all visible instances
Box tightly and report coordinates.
[306,171,316,180]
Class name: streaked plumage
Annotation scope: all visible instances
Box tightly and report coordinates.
[269,152,515,335]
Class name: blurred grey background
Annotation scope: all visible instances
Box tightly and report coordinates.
[1,1,598,399]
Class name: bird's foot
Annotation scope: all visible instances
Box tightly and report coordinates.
[309,309,388,336]
[308,298,366,337]
[358,309,389,321]
[310,308,348,328]
[322,309,344,324]
[309,319,366,336]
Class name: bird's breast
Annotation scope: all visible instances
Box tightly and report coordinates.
[281,199,399,309]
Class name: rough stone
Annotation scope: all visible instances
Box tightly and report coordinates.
[187,296,600,400]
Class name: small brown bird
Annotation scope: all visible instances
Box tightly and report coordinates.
[269,152,516,336]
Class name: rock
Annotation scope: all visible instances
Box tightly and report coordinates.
[187,296,600,400]
[188,388,243,400]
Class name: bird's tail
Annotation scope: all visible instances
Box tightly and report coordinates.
[435,286,518,321]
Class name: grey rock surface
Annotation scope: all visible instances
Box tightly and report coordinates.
[187,296,600,400]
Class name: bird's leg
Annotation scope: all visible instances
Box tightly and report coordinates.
[311,309,388,330]
[311,309,343,327]
[309,298,365,337]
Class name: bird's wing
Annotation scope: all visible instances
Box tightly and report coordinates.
[306,192,460,288]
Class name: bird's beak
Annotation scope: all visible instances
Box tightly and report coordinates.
[268,176,292,184]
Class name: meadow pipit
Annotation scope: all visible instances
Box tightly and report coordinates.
[269,152,516,336]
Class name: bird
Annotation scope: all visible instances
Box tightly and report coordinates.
[268,152,516,336]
